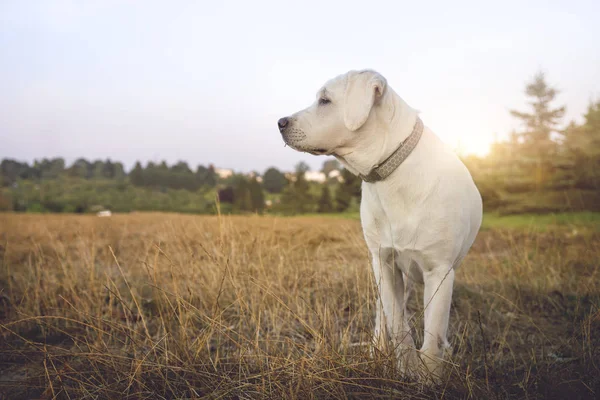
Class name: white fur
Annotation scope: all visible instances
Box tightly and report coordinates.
[279,70,482,380]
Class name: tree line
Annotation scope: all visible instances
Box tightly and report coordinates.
[0,156,362,215]
[1,71,599,215]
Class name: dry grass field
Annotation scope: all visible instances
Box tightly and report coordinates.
[0,212,599,399]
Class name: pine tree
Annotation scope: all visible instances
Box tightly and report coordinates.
[509,71,566,190]
[510,71,566,154]
[565,100,600,156]
[563,100,600,189]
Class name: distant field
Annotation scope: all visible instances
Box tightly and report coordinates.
[309,211,600,231]
[0,212,598,399]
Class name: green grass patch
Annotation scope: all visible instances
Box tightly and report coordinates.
[293,211,600,230]
[482,211,600,230]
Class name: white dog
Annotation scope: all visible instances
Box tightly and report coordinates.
[278,70,482,380]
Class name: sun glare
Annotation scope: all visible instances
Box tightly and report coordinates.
[454,135,493,157]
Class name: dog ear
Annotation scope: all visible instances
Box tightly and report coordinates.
[343,70,387,131]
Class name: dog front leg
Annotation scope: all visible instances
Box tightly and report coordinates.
[371,249,417,373]
[420,265,455,381]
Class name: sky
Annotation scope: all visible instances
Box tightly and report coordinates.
[1,0,599,173]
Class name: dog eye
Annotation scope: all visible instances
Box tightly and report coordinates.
[318,98,331,105]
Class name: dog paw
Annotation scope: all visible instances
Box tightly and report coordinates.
[392,345,419,378]
[417,349,447,384]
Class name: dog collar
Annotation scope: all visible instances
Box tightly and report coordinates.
[359,117,424,183]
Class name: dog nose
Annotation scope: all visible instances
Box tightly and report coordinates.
[277,117,289,132]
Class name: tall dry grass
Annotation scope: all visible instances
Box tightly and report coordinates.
[0,212,598,399]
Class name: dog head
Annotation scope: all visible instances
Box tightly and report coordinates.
[277,70,388,156]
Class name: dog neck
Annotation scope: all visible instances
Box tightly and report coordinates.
[334,89,419,178]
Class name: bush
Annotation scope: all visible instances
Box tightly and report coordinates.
[0,192,12,211]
